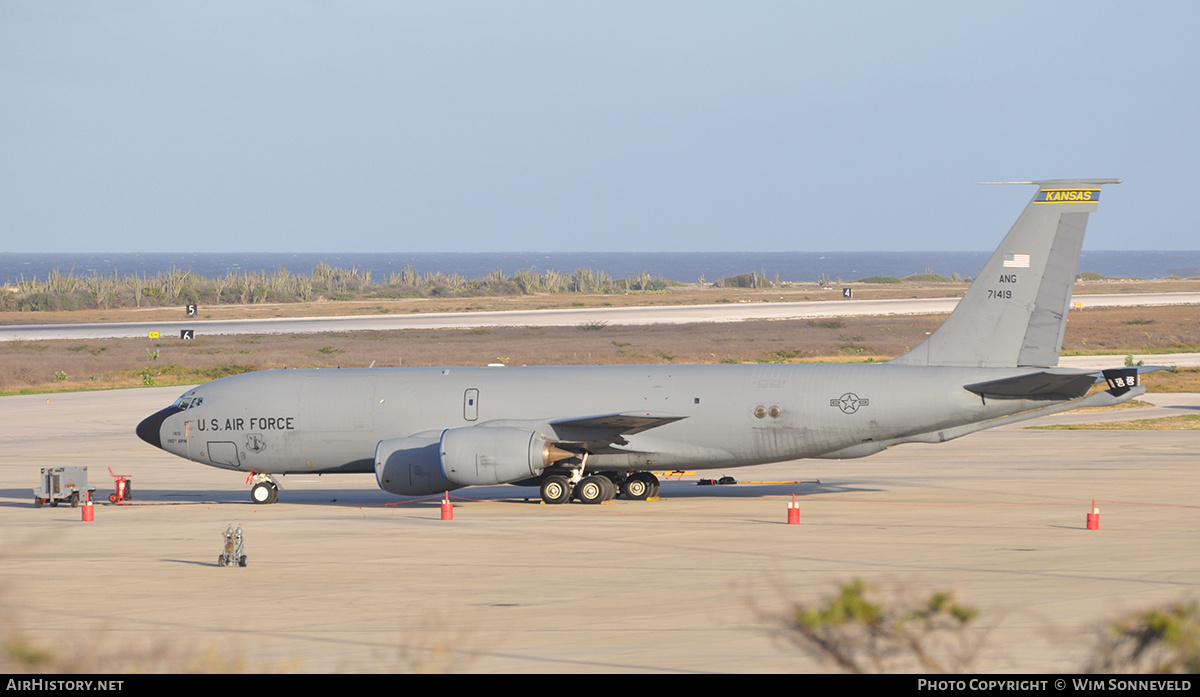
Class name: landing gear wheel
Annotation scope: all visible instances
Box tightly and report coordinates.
[622,474,652,501]
[600,473,622,499]
[540,475,571,505]
[598,475,616,502]
[577,475,609,505]
[251,481,278,504]
[238,555,247,567]
[218,555,226,567]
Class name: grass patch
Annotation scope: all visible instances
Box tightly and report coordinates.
[8,341,49,352]
[189,347,257,355]
[195,363,256,380]
[767,347,809,361]
[134,363,186,378]
[1140,368,1200,393]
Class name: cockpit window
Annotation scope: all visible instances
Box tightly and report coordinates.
[172,394,203,410]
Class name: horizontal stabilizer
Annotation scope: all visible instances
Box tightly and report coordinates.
[964,370,1098,400]
[964,363,1168,401]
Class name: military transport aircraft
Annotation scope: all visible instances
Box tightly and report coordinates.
[137,179,1145,505]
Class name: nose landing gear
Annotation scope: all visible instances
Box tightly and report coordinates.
[248,473,280,504]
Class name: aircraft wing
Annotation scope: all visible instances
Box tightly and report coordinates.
[544,411,688,451]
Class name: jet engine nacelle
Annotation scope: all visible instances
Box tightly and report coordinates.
[375,426,574,495]
[374,435,459,496]
[439,426,558,486]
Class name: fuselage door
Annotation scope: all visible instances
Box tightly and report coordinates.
[206,441,242,469]
[464,388,479,422]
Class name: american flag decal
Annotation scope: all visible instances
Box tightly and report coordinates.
[1003,253,1030,268]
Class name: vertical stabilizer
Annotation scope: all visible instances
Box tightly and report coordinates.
[891,179,1120,368]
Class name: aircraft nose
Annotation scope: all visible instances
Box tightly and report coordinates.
[136,406,179,449]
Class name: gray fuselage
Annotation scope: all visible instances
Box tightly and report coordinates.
[149,362,1054,477]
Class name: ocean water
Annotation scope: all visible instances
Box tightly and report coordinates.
[2,251,1199,286]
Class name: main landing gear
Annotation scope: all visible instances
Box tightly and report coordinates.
[538,471,660,505]
[539,475,572,505]
[249,473,280,504]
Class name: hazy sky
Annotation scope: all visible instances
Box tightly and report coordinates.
[2,2,1197,253]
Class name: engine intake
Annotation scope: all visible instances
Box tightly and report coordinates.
[375,435,456,496]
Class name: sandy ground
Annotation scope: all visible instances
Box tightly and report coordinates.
[1,388,1197,673]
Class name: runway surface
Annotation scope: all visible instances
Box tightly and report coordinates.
[3,291,1199,341]
[2,387,1197,672]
